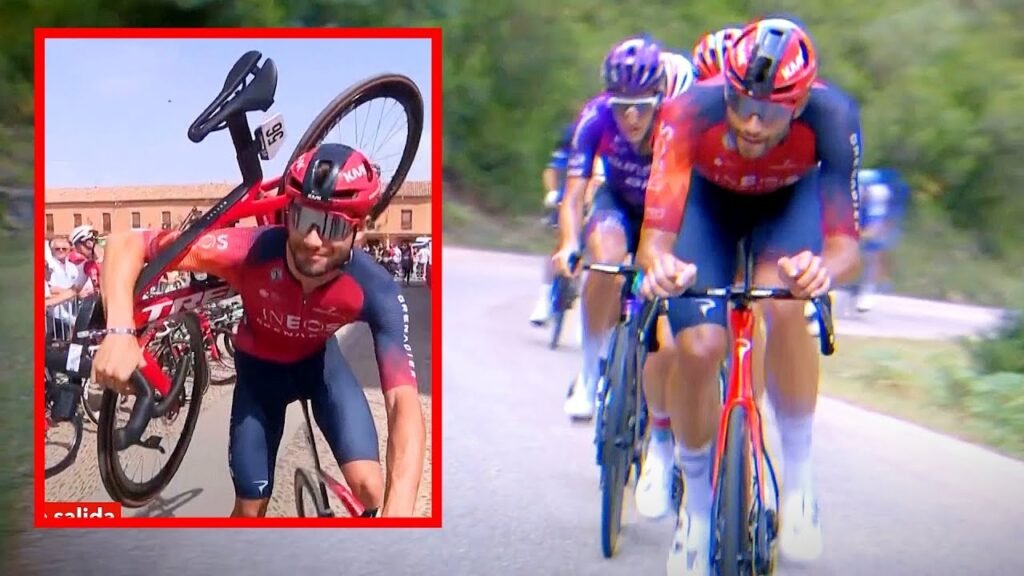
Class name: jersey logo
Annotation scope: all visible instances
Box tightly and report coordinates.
[253,480,269,495]
[270,268,282,281]
[696,298,716,317]
[736,337,752,363]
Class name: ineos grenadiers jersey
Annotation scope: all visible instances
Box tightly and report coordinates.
[644,77,862,239]
[140,226,417,392]
[567,52,696,211]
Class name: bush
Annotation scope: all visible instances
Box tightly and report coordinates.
[968,306,1024,375]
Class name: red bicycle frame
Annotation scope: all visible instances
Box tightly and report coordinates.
[129,180,288,397]
[710,303,769,500]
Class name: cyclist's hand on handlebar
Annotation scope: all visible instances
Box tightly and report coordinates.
[91,334,146,396]
[641,252,697,299]
[777,250,831,299]
[552,244,580,278]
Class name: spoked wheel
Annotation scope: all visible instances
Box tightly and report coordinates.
[208,328,237,386]
[43,371,84,479]
[95,313,210,508]
[294,468,333,518]
[261,74,425,226]
[80,378,104,426]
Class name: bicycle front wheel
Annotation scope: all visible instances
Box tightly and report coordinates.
[265,74,425,225]
[96,312,209,508]
[598,324,637,558]
[713,405,753,576]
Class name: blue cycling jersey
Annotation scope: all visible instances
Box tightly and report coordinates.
[858,168,909,229]
[547,121,576,197]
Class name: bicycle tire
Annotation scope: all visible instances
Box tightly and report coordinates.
[294,468,332,518]
[44,376,84,479]
[268,74,425,225]
[714,405,752,576]
[79,379,102,426]
[208,328,237,386]
[95,312,210,508]
[598,324,636,558]
[549,311,565,349]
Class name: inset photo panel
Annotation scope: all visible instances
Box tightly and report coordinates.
[37,26,441,528]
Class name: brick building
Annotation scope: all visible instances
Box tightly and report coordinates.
[43,181,432,243]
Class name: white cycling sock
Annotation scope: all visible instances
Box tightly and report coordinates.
[580,329,602,398]
[676,443,712,516]
[777,411,815,496]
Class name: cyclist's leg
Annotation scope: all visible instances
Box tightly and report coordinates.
[530,204,561,325]
[307,341,384,511]
[748,172,825,561]
[228,350,301,517]
[564,184,630,419]
[634,313,679,519]
[662,175,739,572]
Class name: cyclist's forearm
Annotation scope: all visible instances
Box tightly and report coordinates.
[45,290,75,307]
[100,231,147,328]
[559,179,587,248]
[636,228,677,270]
[382,387,425,517]
[822,235,862,285]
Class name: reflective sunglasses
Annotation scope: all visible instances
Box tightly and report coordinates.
[724,82,796,124]
[608,95,662,116]
[287,200,359,242]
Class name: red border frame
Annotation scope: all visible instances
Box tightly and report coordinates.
[35,26,443,529]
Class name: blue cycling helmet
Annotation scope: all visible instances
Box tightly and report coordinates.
[602,35,665,96]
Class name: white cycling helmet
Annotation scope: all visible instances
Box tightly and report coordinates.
[69,224,97,245]
[659,51,697,99]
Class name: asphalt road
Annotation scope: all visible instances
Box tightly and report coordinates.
[17,247,1024,576]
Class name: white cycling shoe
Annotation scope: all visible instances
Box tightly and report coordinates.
[529,285,551,326]
[634,436,674,519]
[778,489,824,563]
[563,375,595,421]
[666,508,711,575]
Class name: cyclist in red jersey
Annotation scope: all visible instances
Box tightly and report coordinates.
[91,143,426,518]
[637,18,862,573]
[68,224,102,294]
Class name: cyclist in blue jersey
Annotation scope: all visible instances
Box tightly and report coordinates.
[553,34,697,519]
[530,121,580,325]
[854,168,907,311]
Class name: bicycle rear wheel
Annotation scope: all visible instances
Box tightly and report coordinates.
[266,74,424,225]
[598,324,637,558]
[43,372,84,479]
[96,312,209,507]
[548,277,568,349]
[713,405,753,576]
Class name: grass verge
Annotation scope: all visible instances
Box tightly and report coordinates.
[821,335,1023,460]
[0,233,33,567]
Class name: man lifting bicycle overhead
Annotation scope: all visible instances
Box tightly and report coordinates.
[91,142,426,518]
[636,18,862,574]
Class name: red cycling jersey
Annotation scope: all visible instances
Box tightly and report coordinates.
[68,251,101,289]
[644,76,861,240]
[140,226,418,393]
